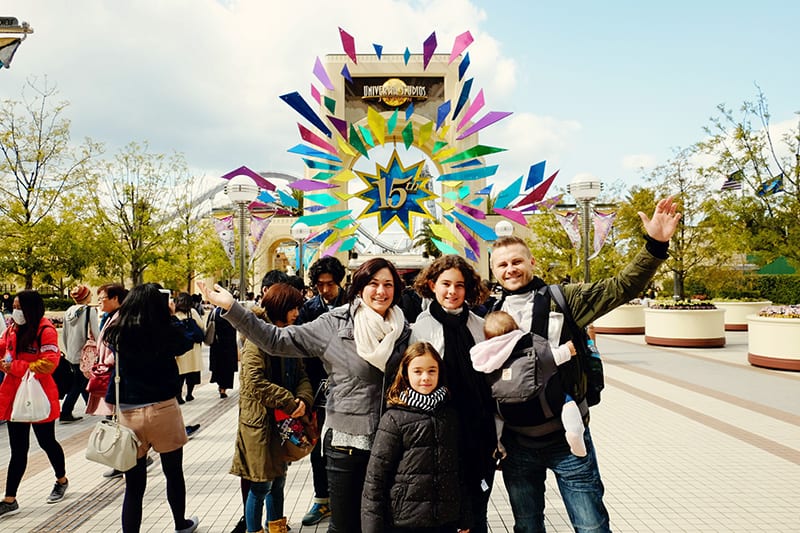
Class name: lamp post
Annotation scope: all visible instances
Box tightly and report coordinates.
[225,175,259,299]
[567,174,602,283]
[494,220,514,239]
[290,222,311,281]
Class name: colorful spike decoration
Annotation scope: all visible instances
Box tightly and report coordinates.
[270,28,561,260]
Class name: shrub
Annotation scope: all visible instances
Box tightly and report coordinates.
[649,300,717,310]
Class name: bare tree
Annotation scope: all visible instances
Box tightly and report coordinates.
[0,79,100,288]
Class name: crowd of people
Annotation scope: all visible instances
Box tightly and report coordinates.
[0,196,680,533]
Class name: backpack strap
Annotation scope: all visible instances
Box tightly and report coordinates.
[548,285,589,359]
[549,285,592,411]
[530,286,550,337]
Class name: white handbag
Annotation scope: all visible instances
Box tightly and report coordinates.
[85,346,141,471]
[11,369,51,422]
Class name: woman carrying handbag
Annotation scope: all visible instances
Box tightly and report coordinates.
[0,291,70,519]
[102,283,199,533]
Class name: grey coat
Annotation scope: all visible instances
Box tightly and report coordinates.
[223,300,411,438]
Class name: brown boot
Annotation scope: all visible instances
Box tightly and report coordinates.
[267,517,287,533]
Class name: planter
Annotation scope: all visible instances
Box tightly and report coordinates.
[712,301,772,331]
[644,308,726,348]
[593,305,645,334]
[747,315,800,371]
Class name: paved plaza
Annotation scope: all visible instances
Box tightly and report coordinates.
[0,330,798,532]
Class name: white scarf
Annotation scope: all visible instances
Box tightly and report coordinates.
[353,299,405,372]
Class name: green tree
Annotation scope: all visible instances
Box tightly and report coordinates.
[92,142,190,285]
[697,89,800,268]
[643,147,720,299]
[412,220,442,258]
[0,79,100,289]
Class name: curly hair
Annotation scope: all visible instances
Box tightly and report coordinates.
[413,254,488,307]
[308,256,346,286]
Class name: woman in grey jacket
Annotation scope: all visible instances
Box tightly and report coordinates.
[199,258,411,533]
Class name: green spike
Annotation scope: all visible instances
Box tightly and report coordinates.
[348,124,370,158]
[440,145,507,164]
[401,122,414,149]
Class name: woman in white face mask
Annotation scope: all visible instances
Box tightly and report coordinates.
[0,291,70,518]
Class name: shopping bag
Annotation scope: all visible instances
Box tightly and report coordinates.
[11,370,51,422]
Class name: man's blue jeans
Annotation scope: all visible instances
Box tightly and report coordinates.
[501,427,611,533]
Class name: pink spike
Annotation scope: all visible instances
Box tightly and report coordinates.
[321,240,343,257]
[457,111,513,140]
[298,124,338,155]
[456,89,485,131]
[339,27,358,64]
[448,31,474,64]
[492,208,528,225]
[313,57,335,91]
[423,31,437,70]
[310,84,321,105]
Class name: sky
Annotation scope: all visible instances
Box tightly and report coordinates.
[2,0,798,205]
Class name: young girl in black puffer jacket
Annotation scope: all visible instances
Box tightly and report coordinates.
[361,342,471,533]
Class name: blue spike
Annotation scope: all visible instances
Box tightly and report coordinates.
[436,101,451,130]
[458,52,470,81]
[452,78,473,120]
[279,92,332,138]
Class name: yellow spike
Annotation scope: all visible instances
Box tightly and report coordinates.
[367,108,386,146]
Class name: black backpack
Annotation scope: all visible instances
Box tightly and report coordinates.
[493,285,604,432]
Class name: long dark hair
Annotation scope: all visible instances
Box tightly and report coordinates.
[386,341,447,406]
[15,290,45,350]
[346,257,403,306]
[174,292,193,314]
[103,283,174,353]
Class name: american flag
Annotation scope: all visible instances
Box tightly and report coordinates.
[720,170,744,191]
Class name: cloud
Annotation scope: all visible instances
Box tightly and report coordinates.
[3,0,518,184]
[621,154,657,171]
[480,112,582,188]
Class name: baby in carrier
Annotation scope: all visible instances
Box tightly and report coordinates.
[470,311,587,459]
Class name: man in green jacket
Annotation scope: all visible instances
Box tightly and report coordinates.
[490,196,680,533]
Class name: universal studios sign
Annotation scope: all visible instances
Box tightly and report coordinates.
[362,78,428,107]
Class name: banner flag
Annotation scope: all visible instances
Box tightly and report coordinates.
[213,214,236,268]
[589,210,616,260]
[554,211,581,258]
[248,214,272,265]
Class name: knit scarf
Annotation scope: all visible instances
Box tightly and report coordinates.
[428,301,490,415]
[429,300,495,477]
[399,386,448,411]
[353,299,405,372]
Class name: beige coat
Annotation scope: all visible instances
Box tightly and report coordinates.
[229,308,314,482]
[175,309,203,375]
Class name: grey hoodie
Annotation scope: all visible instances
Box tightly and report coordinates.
[62,304,100,364]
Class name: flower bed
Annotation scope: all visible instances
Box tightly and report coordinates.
[644,304,726,348]
[747,310,800,371]
[593,304,645,334]
[712,300,772,331]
